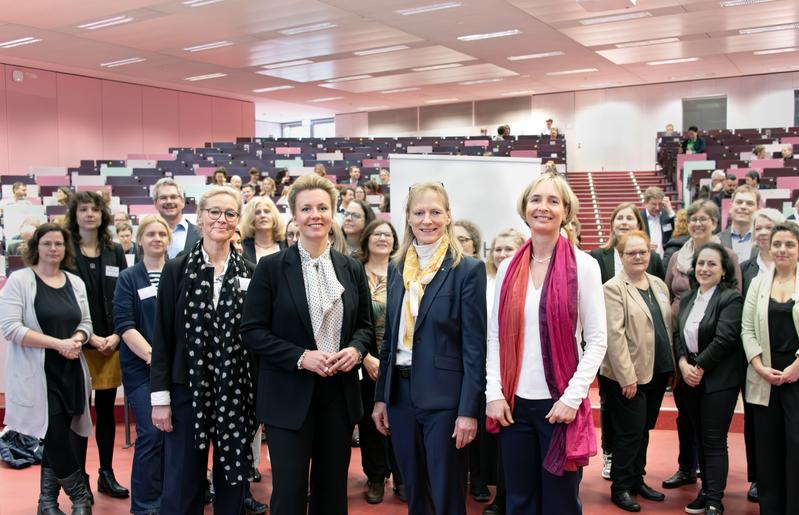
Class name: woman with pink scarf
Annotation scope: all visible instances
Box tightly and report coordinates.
[485,173,607,514]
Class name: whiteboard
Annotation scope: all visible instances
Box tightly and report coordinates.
[389,154,542,258]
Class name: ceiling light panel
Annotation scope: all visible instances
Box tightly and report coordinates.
[458,78,504,85]
[380,87,421,94]
[739,23,799,35]
[184,72,227,81]
[0,37,42,48]
[353,45,410,56]
[252,85,294,93]
[457,29,521,41]
[279,22,337,36]
[309,96,345,103]
[425,98,460,103]
[507,51,564,61]
[261,60,314,70]
[184,41,233,52]
[501,90,535,96]
[396,2,462,15]
[546,68,598,76]
[325,75,373,83]
[720,0,774,6]
[579,11,651,26]
[411,63,463,72]
[616,38,679,48]
[753,47,796,55]
[183,0,224,6]
[78,16,134,30]
[101,57,146,68]
[356,105,389,110]
[647,57,700,65]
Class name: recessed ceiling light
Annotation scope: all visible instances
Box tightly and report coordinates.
[252,85,294,93]
[753,47,797,55]
[279,22,337,36]
[260,59,314,70]
[78,16,134,30]
[184,41,233,52]
[616,37,679,48]
[500,90,535,96]
[424,98,460,104]
[396,2,462,15]
[739,23,799,34]
[353,45,410,56]
[579,11,651,26]
[380,87,421,94]
[458,78,504,85]
[647,57,700,65]
[325,75,372,83]
[0,36,42,48]
[720,0,774,6]
[183,0,224,6]
[100,57,146,68]
[411,63,463,72]
[184,72,227,81]
[457,29,521,41]
[507,51,564,61]
[309,96,345,103]
[356,105,389,111]
[546,68,598,76]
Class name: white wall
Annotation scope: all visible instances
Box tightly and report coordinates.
[255,120,281,138]
[334,112,368,137]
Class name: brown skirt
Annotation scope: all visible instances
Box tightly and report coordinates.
[83,348,122,390]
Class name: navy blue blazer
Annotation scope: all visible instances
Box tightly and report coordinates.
[375,251,487,418]
[113,261,158,390]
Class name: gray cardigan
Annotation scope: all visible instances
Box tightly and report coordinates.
[0,267,93,439]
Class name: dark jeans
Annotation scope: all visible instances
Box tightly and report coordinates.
[126,381,163,515]
[672,382,699,473]
[599,373,669,492]
[359,376,403,485]
[500,397,582,515]
[681,383,738,508]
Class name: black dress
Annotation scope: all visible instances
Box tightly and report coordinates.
[79,255,110,336]
[768,299,799,370]
[34,273,84,417]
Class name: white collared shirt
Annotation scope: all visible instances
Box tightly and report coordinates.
[646,212,664,256]
[613,249,623,278]
[756,253,773,278]
[683,286,717,354]
[730,228,753,263]
[167,218,189,258]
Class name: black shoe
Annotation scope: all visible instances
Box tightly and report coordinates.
[97,469,129,499]
[685,490,706,514]
[471,480,491,503]
[83,473,94,506]
[393,483,407,503]
[243,495,268,515]
[37,467,66,515]
[634,482,665,502]
[611,490,641,512]
[483,503,503,515]
[747,482,758,503]
[58,470,92,515]
[249,467,261,483]
[705,505,723,515]
[662,469,697,489]
[366,480,385,504]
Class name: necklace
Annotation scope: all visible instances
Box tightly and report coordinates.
[532,254,552,264]
[254,240,277,250]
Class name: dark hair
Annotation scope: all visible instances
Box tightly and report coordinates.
[359,220,398,264]
[602,202,645,250]
[688,125,699,132]
[745,170,760,183]
[769,222,799,247]
[347,199,376,228]
[725,174,737,181]
[688,242,738,290]
[22,223,75,269]
[65,191,113,250]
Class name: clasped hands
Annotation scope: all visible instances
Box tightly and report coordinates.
[301,348,360,377]
[56,335,83,360]
[754,358,799,386]
[89,333,121,356]
[486,398,577,426]
[679,359,704,387]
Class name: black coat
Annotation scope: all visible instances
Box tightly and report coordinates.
[589,247,665,285]
[740,249,761,299]
[241,238,287,265]
[240,245,374,430]
[72,241,128,337]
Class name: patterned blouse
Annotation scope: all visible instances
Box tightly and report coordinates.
[367,270,388,354]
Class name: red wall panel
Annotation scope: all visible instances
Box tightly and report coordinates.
[241,101,255,138]
[142,86,179,154]
[212,96,242,143]
[57,74,103,168]
[0,65,8,174]
[179,92,212,148]
[5,66,58,174]
[102,81,143,159]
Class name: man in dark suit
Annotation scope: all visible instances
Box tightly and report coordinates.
[152,178,200,258]
[640,187,675,257]
[718,185,759,263]
[680,126,706,154]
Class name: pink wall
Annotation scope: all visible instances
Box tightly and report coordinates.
[0,62,255,174]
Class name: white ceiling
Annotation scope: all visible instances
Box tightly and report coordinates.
[0,0,797,121]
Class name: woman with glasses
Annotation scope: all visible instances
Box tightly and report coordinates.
[663,200,741,493]
[453,220,483,261]
[342,199,376,256]
[151,186,258,515]
[239,196,286,264]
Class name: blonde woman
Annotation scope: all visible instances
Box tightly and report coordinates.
[239,196,286,264]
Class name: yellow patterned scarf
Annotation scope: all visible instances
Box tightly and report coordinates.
[402,239,449,349]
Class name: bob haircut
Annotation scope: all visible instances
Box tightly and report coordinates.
[769,222,799,247]
[358,219,399,264]
[23,223,75,270]
[197,186,241,213]
[288,174,338,217]
[517,172,579,245]
[135,215,172,247]
[688,242,738,291]
[239,196,285,242]
[602,202,645,250]
[614,229,651,255]
[686,199,720,224]
[453,220,483,259]
[395,182,463,268]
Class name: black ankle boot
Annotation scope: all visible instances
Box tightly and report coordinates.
[83,473,94,505]
[97,469,129,499]
[58,470,92,515]
[37,467,66,515]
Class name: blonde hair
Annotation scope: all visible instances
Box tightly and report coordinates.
[486,228,526,277]
[238,196,286,241]
[328,220,348,254]
[288,174,338,216]
[517,173,579,244]
[395,182,463,268]
[135,214,172,247]
[198,186,241,212]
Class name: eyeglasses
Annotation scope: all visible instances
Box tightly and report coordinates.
[371,231,394,240]
[457,236,473,244]
[202,208,240,222]
[343,211,363,220]
[688,216,712,224]
[623,250,648,258]
[39,241,65,248]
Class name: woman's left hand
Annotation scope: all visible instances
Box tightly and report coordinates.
[781,359,799,384]
[452,416,477,449]
[101,334,121,355]
[545,400,577,425]
[327,347,361,374]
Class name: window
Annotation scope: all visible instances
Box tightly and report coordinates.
[281,122,309,138]
[682,96,727,131]
[311,118,335,138]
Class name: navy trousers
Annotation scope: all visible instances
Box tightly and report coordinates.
[126,381,164,515]
[500,397,582,515]
[161,385,245,515]
[387,373,467,515]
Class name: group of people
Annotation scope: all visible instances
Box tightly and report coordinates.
[0,165,797,515]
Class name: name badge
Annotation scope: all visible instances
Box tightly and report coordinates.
[657,292,669,303]
[137,285,157,300]
[125,254,135,267]
[662,223,673,232]
[238,277,251,292]
[105,265,119,278]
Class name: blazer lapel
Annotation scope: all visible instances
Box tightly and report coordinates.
[653,280,673,334]
[678,289,697,347]
[284,246,315,340]
[620,270,651,323]
[414,252,453,331]
[602,249,615,278]
[330,251,352,345]
[698,288,722,349]
[387,263,405,353]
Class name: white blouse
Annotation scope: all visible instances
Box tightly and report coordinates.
[683,286,716,355]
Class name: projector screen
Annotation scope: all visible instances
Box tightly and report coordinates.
[388,154,542,259]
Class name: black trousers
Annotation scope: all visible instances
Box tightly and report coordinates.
[672,382,699,473]
[598,378,615,455]
[599,373,669,492]
[741,384,757,483]
[42,411,81,479]
[753,369,799,514]
[265,375,353,515]
[680,382,738,508]
[469,394,498,487]
[359,376,403,485]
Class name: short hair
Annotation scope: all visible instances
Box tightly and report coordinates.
[745,170,760,183]
[23,223,75,269]
[603,202,645,250]
[752,145,766,156]
[711,170,726,180]
[260,177,277,194]
[642,186,665,203]
[614,229,650,255]
[152,178,185,201]
[689,242,738,290]
[486,228,526,277]
[239,196,285,241]
[453,219,483,259]
[770,222,799,247]
[12,181,25,192]
[725,174,737,182]
[241,183,255,192]
[314,163,327,175]
[517,173,579,244]
[197,185,241,212]
[753,208,785,226]
[686,199,720,223]
[348,165,360,174]
[688,125,699,132]
[396,182,464,268]
[288,174,338,216]
[214,167,228,177]
[115,222,133,234]
[65,191,113,250]
[546,118,553,123]
[135,215,172,247]
[249,167,260,177]
[358,220,399,264]
[732,184,761,206]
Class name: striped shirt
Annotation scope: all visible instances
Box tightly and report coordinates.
[148,271,162,290]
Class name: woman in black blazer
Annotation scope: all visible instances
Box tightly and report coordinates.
[66,191,129,500]
[151,186,257,515]
[239,195,286,264]
[240,174,374,515]
[674,242,744,515]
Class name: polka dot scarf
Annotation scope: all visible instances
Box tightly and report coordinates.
[298,241,344,354]
[183,240,256,484]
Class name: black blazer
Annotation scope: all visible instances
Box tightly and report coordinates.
[241,238,286,265]
[240,245,374,430]
[640,209,675,246]
[740,249,761,299]
[589,247,665,285]
[72,241,128,337]
[183,221,200,253]
[150,251,256,393]
[674,287,744,393]
[681,136,706,154]
[375,252,487,418]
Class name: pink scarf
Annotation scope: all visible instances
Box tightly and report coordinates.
[487,236,596,475]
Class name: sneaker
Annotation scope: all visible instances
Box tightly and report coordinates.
[602,453,612,481]
[685,490,706,514]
